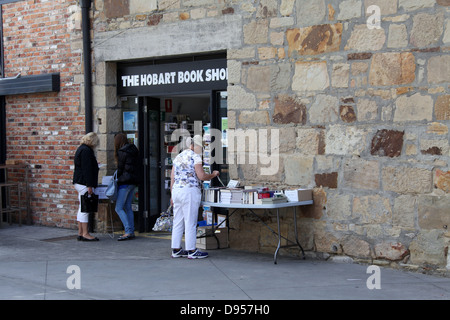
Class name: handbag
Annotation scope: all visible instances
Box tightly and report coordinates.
[105,170,118,201]
[81,191,98,213]
[152,205,173,232]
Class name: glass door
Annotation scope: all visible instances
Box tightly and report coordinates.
[139,97,161,232]
[211,90,229,186]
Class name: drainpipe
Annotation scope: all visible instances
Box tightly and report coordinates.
[81,0,93,134]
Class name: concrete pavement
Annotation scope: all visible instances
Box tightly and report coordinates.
[1,224,450,301]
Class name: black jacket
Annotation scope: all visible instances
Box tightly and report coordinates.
[117,143,141,186]
[73,144,99,187]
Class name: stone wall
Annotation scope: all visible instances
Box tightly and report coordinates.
[92,0,450,271]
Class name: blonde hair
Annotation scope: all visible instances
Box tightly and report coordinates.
[80,132,99,148]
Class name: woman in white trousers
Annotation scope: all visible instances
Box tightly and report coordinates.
[170,135,219,259]
[72,132,100,241]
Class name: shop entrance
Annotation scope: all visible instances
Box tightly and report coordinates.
[135,92,228,232]
[117,56,228,232]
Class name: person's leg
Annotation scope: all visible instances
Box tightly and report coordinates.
[115,186,131,236]
[75,184,97,240]
[171,188,185,250]
[184,188,201,251]
[123,185,135,235]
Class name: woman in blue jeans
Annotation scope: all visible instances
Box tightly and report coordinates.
[114,133,141,241]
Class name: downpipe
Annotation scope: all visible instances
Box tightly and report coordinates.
[81,0,93,134]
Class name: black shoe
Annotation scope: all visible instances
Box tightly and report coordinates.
[117,234,134,241]
[81,236,99,241]
[77,235,83,241]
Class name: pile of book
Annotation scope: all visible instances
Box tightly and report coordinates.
[202,184,313,205]
[219,188,243,204]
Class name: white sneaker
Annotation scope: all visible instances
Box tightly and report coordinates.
[187,249,208,259]
[171,249,188,258]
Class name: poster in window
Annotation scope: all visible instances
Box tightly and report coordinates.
[123,111,138,131]
[221,117,228,147]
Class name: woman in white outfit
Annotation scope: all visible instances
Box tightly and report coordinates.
[72,132,100,241]
[170,135,219,259]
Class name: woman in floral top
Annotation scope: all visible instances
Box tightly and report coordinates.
[170,135,219,259]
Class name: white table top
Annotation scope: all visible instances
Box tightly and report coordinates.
[201,200,313,209]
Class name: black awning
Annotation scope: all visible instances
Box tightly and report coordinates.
[0,73,60,96]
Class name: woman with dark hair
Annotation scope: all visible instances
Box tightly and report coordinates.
[114,133,141,241]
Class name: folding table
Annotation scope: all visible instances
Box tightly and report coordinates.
[201,200,313,264]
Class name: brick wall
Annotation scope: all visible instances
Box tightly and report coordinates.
[3,0,85,227]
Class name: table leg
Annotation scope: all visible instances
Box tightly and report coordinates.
[274,208,281,264]
[293,206,305,259]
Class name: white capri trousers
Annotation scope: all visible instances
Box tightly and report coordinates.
[171,187,201,251]
[74,183,91,223]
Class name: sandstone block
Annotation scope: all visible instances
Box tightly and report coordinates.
[374,242,409,261]
[426,122,448,135]
[428,56,450,84]
[341,236,371,259]
[357,99,378,121]
[273,95,307,124]
[339,105,356,123]
[387,24,408,48]
[331,63,350,88]
[345,24,386,52]
[227,85,256,110]
[296,0,326,26]
[243,19,268,44]
[410,12,444,48]
[326,193,352,220]
[238,111,270,126]
[284,155,314,186]
[309,94,339,124]
[247,65,271,92]
[338,0,362,20]
[130,0,157,14]
[435,169,450,193]
[444,20,450,44]
[342,158,380,190]
[315,172,338,188]
[280,0,295,16]
[399,0,436,11]
[382,166,432,194]
[420,139,448,156]
[256,0,278,18]
[292,61,329,92]
[269,17,294,29]
[286,23,342,56]
[325,125,367,156]
[313,221,342,254]
[296,128,323,155]
[418,195,450,229]
[370,129,404,157]
[394,93,433,122]
[364,0,398,15]
[270,63,291,92]
[227,60,241,85]
[353,195,392,224]
[104,0,130,19]
[393,195,416,228]
[369,52,415,86]
[409,230,447,266]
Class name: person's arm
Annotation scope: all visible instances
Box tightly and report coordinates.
[195,164,219,181]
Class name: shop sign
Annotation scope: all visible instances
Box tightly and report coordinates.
[117,59,227,95]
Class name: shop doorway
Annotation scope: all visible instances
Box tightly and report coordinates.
[131,91,228,232]
[117,55,228,232]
